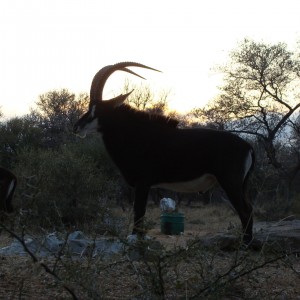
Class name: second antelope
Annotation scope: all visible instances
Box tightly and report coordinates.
[74,62,255,244]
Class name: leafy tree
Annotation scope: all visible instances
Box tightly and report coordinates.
[195,39,300,173]
[0,116,43,168]
[31,89,89,147]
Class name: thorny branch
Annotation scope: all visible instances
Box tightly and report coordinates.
[0,222,79,300]
[190,249,299,299]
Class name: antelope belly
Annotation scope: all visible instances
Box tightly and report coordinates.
[154,174,217,193]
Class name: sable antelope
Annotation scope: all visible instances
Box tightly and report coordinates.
[0,167,17,213]
[74,62,255,243]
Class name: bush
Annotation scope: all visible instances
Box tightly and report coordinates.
[0,117,44,168]
[13,138,121,228]
[291,193,300,217]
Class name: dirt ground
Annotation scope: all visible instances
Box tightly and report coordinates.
[0,204,299,299]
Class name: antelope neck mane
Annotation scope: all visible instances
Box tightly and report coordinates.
[114,103,179,129]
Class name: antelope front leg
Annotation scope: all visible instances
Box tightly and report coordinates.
[132,183,150,237]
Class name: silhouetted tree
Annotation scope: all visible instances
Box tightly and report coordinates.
[31,89,89,147]
[196,39,300,172]
[192,39,300,211]
[122,80,170,114]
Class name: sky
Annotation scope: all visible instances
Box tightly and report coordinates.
[1,0,300,117]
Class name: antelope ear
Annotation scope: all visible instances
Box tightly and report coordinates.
[109,90,134,107]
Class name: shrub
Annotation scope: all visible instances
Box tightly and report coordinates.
[13,138,120,228]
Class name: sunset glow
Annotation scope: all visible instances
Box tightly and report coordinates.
[1,0,299,117]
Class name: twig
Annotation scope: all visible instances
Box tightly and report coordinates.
[190,250,299,299]
[0,222,78,300]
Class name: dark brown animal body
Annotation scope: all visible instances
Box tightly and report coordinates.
[74,62,255,243]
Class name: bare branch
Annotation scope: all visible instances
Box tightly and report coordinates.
[0,223,79,300]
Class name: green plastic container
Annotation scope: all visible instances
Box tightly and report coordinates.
[161,212,184,235]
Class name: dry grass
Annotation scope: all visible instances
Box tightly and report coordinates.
[0,203,299,299]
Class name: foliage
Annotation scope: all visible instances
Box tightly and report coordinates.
[31,89,89,147]
[122,79,170,114]
[13,138,120,227]
[34,89,89,127]
[0,116,43,168]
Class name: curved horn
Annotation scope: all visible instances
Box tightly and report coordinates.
[89,62,161,107]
